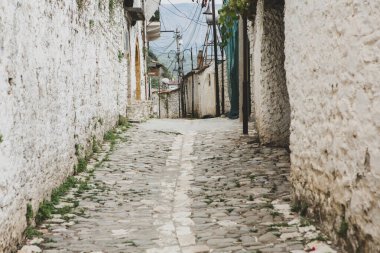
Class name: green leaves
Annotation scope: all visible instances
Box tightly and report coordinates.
[218,0,249,46]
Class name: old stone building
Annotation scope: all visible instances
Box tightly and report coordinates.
[245,0,380,251]
[0,0,157,251]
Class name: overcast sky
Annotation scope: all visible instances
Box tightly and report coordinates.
[161,0,223,5]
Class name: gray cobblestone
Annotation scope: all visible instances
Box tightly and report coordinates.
[20,119,337,253]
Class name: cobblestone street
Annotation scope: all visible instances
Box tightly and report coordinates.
[21,119,337,253]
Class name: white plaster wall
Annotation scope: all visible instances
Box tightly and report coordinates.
[197,65,216,118]
[285,1,380,251]
[182,63,228,118]
[251,0,290,146]
[183,64,228,118]
[184,75,193,116]
[0,1,129,250]
[145,0,160,23]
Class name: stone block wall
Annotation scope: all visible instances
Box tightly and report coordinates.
[126,101,153,122]
[218,61,231,115]
[152,90,181,119]
[250,0,290,147]
[0,1,130,250]
[285,1,380,251]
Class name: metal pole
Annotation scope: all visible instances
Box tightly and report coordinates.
[211,0,221,117]
[149,77,151,99]
[175,28,181,118]
[181,53,186,117]
[242,14,249,135]
[191,47,195,118]
[158,79,161,118]
[221,47,225,115]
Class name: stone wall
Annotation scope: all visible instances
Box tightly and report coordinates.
[218,61,231,115]
[0,1,132,251]
[285,1,380,251]
[152,90,181,119]
[126,101,153,122]
[250,0,290,147]
[129,21,146,103]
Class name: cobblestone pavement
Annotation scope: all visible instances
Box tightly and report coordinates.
[20,119,338,253]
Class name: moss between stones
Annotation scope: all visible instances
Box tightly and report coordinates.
[24,117,130,240]
[76,0,89,11]
[291,199,308,216]
[24,227,42,239]
[338,219,349,238]
[26,204,33,226]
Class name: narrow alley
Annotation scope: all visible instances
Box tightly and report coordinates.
[21,119,336,253]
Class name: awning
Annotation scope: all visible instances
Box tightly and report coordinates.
[147,22,161,41]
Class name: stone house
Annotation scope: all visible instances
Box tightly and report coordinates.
[239,0,380,251]
[0,0,158,251]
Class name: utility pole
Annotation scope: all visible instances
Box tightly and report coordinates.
[181,50,186,117]
[158,78,161,118]
[242,14,249,135]
[175,28,181,118]
[221,46,225,115]
[211,0,221,117]
[191,47,195,118]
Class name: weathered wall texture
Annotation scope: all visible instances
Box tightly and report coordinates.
[126,100,153,122]
[184,73,197,117]
[183,63,229,118]
[218,61,231,115]
[195,66,216,118]
[152,90,181,119]
[0,1,131,250]
[285,1,380,251]
[251,0,290,146]
[248,19,255,120]
[128,21,146,103]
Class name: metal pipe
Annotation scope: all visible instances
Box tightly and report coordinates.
[158,79,161,118]
[242,14,249,135]
[221,47,225,115]
[175,28,181,118]
[191,48,195,118]
[211,0,221,117]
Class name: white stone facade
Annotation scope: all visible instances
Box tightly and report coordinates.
[0,0,147,251]
[284,1,380,251]
[152,90,181,119]
[249,0,290,147]
[246,0,380,250]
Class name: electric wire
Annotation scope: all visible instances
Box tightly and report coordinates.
[152,0,207,26]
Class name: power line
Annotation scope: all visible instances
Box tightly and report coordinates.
[183,8,203,50]
[182,4,201,33]
[157,2,207,26]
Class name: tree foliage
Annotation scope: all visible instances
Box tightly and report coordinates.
[218,0,249,46]
[147,49,172,79]
[150,10,160,22]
